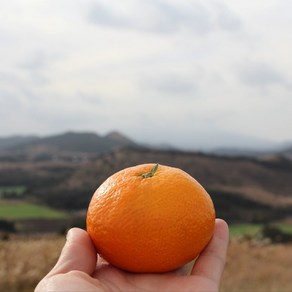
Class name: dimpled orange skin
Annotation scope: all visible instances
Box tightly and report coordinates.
[86,163,215,273]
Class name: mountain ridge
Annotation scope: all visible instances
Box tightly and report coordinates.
[0,131,136,159]
[0,130,291,160]
[1,134,292,224]
[0,135,39,150]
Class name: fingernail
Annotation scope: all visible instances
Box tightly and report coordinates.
[66,228,73,241]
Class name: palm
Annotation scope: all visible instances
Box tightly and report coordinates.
[92,264,218,291]
[36,220,228,292]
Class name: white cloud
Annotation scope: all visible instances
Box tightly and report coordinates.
[88,0,242,35]
[237,61,290,88]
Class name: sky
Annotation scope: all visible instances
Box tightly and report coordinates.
[1,0,292,150]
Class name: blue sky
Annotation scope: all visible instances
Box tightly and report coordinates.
[1,0,291,149]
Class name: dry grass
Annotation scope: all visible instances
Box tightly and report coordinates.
[222,239,292,292]
[0,235,292,292]
[0,234,64,292]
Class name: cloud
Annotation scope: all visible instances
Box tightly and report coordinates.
[142,74,197,96]
[19,51,48,71]
[214,2,241,31]
[0,69,47,111]
[88,0,241,35]
[77,92,104,105]
[238,61,290,88]
[88,2,129,28]
[17,51,59,85]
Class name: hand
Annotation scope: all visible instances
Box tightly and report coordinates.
[35,219,229,292]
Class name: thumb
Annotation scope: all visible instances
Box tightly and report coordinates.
[48,228,97,276]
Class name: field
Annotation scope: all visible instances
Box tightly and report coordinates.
[0,199,70,234]
[229,223,292,237]
[0,186,26,198]
[0,232,291,292]
[0,234,64,292]
[222,239,292,292]
[0,185,66,221]
[0,200,67,220]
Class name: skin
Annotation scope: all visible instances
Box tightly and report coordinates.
[35,219,229,292]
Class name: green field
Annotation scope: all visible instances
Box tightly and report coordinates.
[0,186,26,198]
[0,201,67,220]
[229,223,292,237]
[229,224,261,237]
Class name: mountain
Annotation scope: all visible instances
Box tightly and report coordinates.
[276,145,292,160]
[210,144,292,161]
[0,135,39,150]
[1,130,291,161]
[0,131,136,161]
[104,131,134,145]
[21,131,134,153]
[172,129,282,152]
[2,131,292,225]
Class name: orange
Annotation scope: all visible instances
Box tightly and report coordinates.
[86,163,215,273]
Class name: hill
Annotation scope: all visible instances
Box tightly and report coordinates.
[277,145,292,160]
[1,130,291,161]
[0,131,135,161]
[0,135,39,150]
[20,131,134,153]
[1,146,290,224]
[210,144,292,161]
[1,131,292,225]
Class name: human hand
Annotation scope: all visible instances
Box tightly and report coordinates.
[35,219,229,292]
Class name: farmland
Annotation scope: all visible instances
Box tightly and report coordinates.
[229,223,292,237]
[0,200,67,220]
[0,186,26,198]
[0,198,70,234]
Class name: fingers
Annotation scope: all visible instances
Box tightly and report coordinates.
[191,219,229,284]
[48,228,97,277]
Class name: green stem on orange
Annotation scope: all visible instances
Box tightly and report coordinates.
[139,163,159,178]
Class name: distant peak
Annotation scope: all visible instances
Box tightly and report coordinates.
[61,131,100,137]
[105,131,124,138]
[104,131,133,144]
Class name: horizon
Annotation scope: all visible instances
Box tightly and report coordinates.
[1,128,291,152]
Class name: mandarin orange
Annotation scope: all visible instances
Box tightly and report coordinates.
[86,163,215,273]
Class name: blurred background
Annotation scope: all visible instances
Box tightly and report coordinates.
[0,0,292,291]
